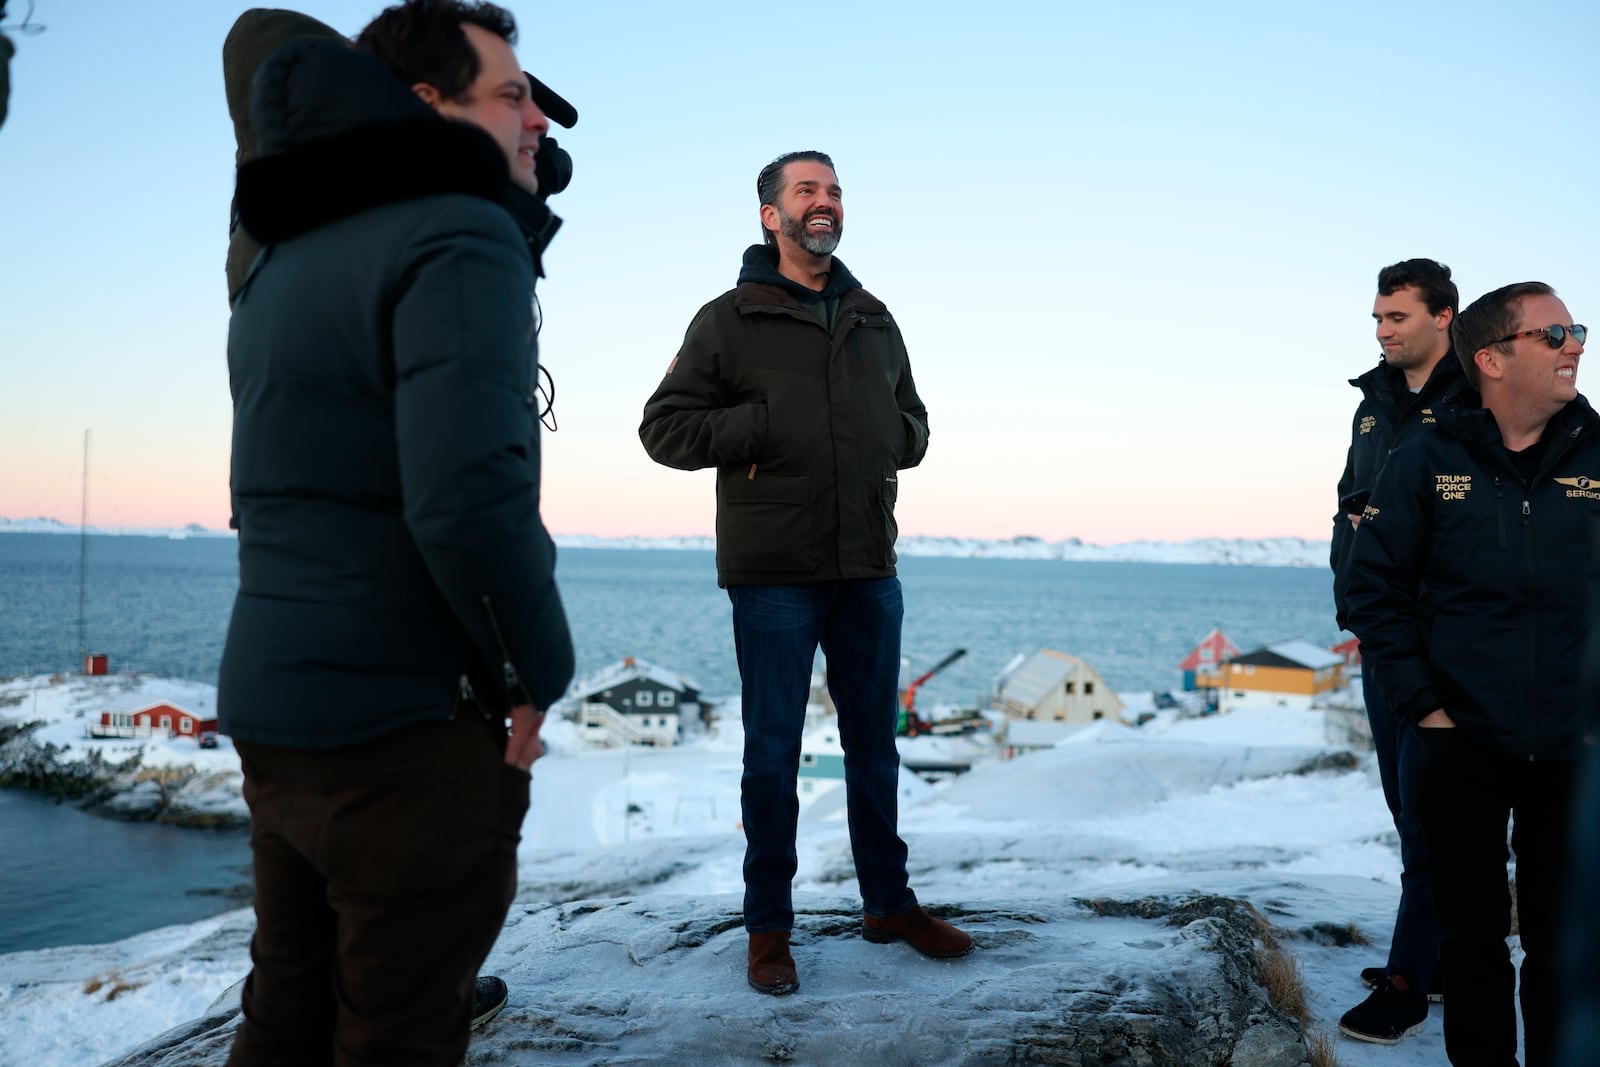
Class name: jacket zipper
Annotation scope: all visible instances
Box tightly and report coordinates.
[481,596,534,708]
[1493,476,1506,549]
[1521,487,1536,759]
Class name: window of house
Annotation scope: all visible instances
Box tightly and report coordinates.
[1199,648,1212,661]
[159,715,172,730]
[180,719,193,733]
[1093,711,1104,720]
[1065,681,1076,694]
[801,753,817,766]
[637,690,654,707]
[659,691,676,706]
[1085,682,1094,694]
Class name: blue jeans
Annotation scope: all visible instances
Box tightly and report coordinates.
[1364,655,1440,989]
[728,578,917,933]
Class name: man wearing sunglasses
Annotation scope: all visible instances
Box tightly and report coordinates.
[1346,282,1591,1066]
[1331,258,1460,1044]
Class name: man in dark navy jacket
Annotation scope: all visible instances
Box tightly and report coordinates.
[1347,281,1592,1067]
[1332,258,1460,1044]
[220,3,572,1063]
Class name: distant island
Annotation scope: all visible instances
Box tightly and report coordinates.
[0,517,1329,568]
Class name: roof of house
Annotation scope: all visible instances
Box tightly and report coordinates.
[1176,628,1240,671]
[129,701,203,717]
[1231,641,1343,671]
[998,649,1086,707]
[576,657,699,697]
[997,648,1125,712]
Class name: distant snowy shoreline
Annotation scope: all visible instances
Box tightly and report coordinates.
[0,518,1329,568]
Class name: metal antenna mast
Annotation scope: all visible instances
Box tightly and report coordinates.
[77,429,90,660]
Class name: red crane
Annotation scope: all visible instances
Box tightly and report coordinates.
[897,648,967,737]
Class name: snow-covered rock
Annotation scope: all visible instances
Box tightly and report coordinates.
[96,891,1316,1067]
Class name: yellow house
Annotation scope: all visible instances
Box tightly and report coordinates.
[992,649,1125,725]
[1216,640,1344,712]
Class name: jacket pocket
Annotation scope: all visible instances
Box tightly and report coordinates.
[717,472,817,574]
[874,473,899,568]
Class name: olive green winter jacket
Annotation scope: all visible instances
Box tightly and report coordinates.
[640,246,929,586]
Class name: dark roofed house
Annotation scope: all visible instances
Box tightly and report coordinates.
[1215,640,1344,712]
[573,656,700,747]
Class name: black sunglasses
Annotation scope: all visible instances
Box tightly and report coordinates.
[1492,323,1587,348]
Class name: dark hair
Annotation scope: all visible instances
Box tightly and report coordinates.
[755,150,835,246]
[1452,281,1557,389]
[356,0,517,102]
[1376,259,1458,317]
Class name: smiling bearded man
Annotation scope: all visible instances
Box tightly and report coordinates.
[1346,282,1592,1067]
[639,150,974,996]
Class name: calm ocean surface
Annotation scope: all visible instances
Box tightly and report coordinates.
[0,533,1339,701]
[0,533,1339,953]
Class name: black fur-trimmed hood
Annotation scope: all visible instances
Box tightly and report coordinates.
[235,40,555,256]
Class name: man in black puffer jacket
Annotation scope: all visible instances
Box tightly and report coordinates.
[219,3,572,1063]
[1331,258,1460,1044]
[1347,281,1592,1067]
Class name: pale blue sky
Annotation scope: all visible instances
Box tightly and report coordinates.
[1,0,1595,540]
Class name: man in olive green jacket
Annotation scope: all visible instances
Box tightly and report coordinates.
[640,151,972,997]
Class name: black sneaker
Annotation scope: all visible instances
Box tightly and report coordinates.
[1340,977,1428,1044]
[471,975,509,1031]
[1360,965,1444,1003]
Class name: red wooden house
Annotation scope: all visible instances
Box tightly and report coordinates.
[92,702,218,743]
[1178,628,1240,691]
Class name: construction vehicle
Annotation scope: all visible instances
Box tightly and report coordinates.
[896,648,967,737]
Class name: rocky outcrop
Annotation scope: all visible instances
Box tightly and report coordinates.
[99,891,1313,1067]
[0,722,244,828]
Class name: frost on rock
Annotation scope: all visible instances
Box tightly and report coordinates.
[98,892,1310,1067]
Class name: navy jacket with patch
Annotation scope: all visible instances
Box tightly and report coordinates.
[1330,353,1463,629]
[1344,393,1599,760]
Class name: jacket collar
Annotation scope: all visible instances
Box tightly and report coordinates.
[235,41,557,268]
[1351,348,1464,405]
[1438,391,1600,452]
[734,243,865,308]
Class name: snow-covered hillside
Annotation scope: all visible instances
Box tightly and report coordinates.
[1,519,1330,567]
[0,674,1468,1067]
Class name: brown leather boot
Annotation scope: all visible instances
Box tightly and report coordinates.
[747,930,799,995]
[863,906,974,958]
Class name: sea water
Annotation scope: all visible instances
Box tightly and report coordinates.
[0,533,1339,951]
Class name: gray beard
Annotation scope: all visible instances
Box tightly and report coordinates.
[782,210,842,256]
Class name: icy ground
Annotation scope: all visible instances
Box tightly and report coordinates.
[0,681,1472,1066]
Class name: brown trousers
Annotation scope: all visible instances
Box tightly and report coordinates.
[226,709,529,1067]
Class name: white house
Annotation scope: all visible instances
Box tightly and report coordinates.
[992,649,1125,725]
